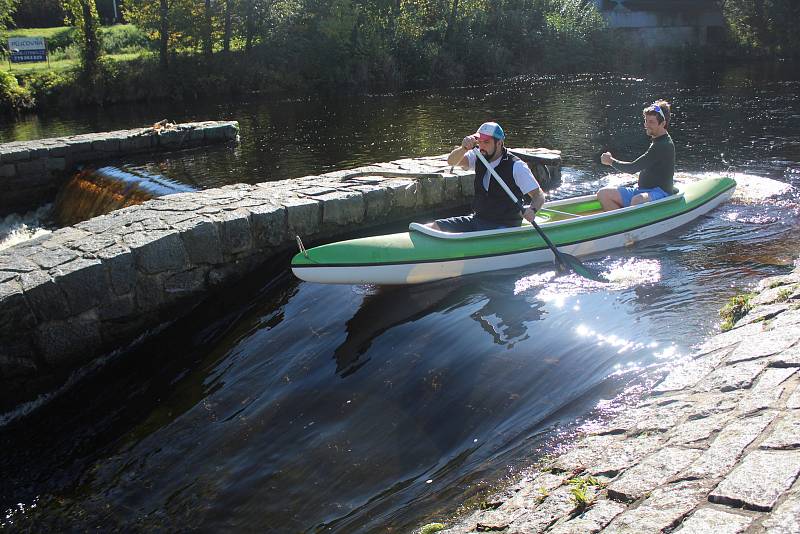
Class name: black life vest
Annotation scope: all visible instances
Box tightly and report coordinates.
[472,148,524,224]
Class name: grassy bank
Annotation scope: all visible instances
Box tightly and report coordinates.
[1,52,143,74]
[2,24,149,73]
[6,25,75,42]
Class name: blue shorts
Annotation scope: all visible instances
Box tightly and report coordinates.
[618,186,669,207]
[434,214,517,232]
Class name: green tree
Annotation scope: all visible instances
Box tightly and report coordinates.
[241,0,272,51]
[125,0,235,64]
[721,0,800,57]
[0,0,26,115]
[1,0,18,34]
[61,0,104,74]
[124,0,178,67]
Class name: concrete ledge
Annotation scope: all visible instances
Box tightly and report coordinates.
[0,121,240,216]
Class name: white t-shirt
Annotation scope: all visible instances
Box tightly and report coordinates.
[465,150,540,195]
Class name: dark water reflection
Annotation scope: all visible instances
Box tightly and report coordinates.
[2,62,799,188]
[2,62,800,532]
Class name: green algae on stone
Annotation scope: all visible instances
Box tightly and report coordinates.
[720,293,754,331]
[568,475,604,513]
[419,523,446,534]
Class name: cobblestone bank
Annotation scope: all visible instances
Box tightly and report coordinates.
[433,269,800,533]
[0,121,239,215]
[0,153,484,410]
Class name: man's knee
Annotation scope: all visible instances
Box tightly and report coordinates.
[631,193,649,206]
[598,187,621,209]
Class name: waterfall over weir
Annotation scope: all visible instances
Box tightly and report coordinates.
[52,166,195,227]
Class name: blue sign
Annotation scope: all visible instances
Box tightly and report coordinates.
[8,37,47,64]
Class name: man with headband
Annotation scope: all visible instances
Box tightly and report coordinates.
[597,100,676,210]
[431,121,545,232]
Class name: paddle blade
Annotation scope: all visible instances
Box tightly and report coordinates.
[559,253,607,282]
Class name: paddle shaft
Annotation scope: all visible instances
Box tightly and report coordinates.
[472,149,569,271]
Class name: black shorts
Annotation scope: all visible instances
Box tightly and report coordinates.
[434,214,518,232]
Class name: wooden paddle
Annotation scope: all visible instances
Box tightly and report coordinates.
[473,149,605,282]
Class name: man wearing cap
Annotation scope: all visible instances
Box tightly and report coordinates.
[431,122,545,232]
[597,100,676,211]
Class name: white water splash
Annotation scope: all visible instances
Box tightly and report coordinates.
[515,270,607,302]
[600,171,791,203]
[601,172,639,188]
[690,171,792,202]
[514,258,661,299]
[602,258,662,286]
[513,269,558,295]
[0,205,53,252]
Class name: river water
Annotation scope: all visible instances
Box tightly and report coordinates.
[1,62,800,532]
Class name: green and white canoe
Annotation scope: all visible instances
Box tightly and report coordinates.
[291,176,736,285]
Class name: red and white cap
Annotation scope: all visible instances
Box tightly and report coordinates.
[476,122,505,141]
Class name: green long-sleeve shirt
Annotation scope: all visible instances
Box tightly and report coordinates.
[611,133,675,193]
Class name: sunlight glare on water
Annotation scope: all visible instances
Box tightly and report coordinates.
[575,323,644,356]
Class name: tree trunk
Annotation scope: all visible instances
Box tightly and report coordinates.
[203,0,213,58]
[245,0,255,52]
[223,0,232,53]
[444,0,459,44]
[159,0,169,68]
[81,0,100,69]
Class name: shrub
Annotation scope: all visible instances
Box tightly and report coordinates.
[18,70,72,108]
[0,71,34,115]
[101,24,151,54]
[44,27,77,52]
[49,43,81,61]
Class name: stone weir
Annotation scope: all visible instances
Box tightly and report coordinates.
[0,121,240,216]
[0,149,562,411]
[432,267,800,534]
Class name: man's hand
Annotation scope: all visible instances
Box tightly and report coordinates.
[600,151,613,166]
[462,135,478,151]
[523,206,537,224]
[448,135,478,167]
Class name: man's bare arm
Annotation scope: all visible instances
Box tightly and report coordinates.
[528,188,545,211]
[447,146,470,168]
[522,188,545,223]
[447,135,478,169]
